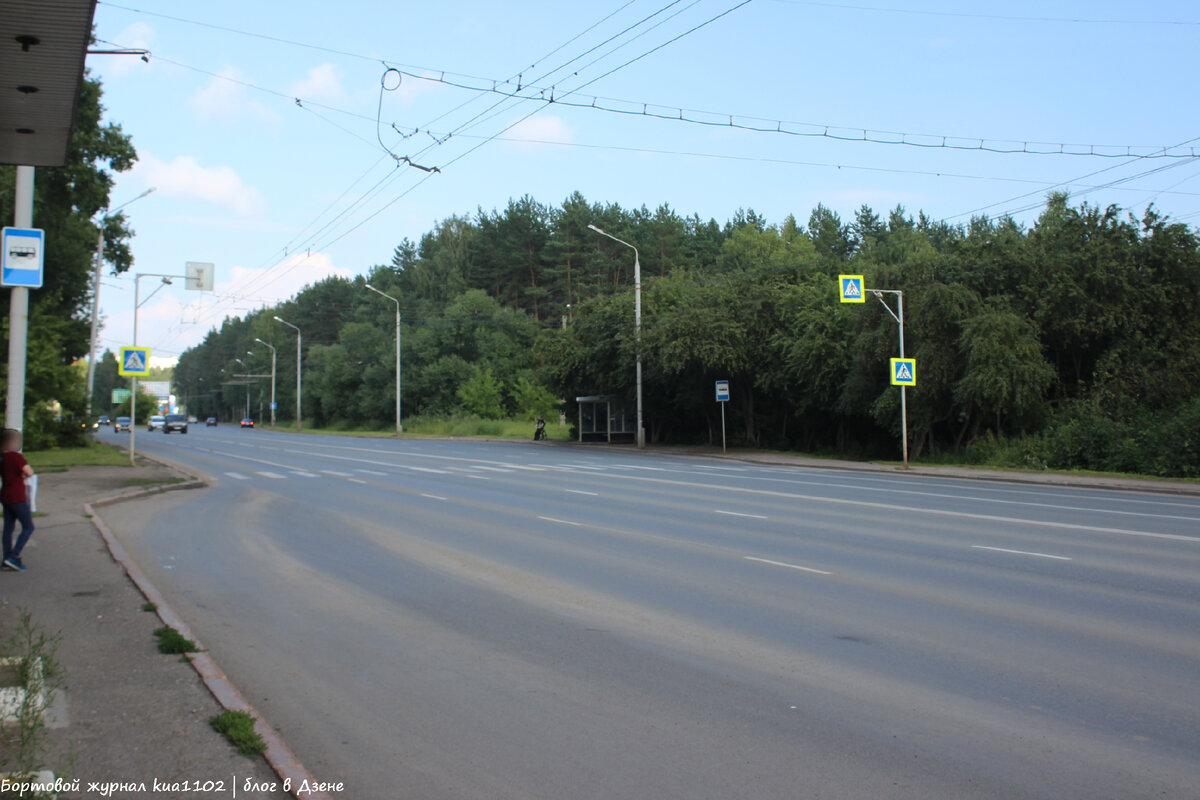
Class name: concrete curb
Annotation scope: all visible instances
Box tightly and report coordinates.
[82,474,331,800]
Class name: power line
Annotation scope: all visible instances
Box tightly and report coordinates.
[770,0,1200,26]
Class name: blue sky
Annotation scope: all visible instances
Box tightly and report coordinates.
[85,0,1200,364]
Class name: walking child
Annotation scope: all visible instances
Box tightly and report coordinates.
[2,428,35,571]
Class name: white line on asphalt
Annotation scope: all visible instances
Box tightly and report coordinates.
[697,465,748,471]
[319,469,353,476]
[421,493,447,500]
[565,489,599,496]
[475,465,514,472]
[347,478,368,485]
[256,471,285,480]
[616,464,666,471]
[714,510,768,520]
[466,475,490,481]
[289,471,318,478]
[744,556,831,575]
[971,545,1072,561]
[537,516,582,527]
[224,472,249,480]
[407,466,449,474]
[356,469,388,476]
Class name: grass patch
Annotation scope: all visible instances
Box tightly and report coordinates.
[299,415,571,441]
[31,511,48,518]
[24,440,129,468]
[153,626,199,654]
[141,602,158,612]
[210,710,267,758]
[121,476,186,488]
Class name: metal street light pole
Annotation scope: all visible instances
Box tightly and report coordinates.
[130,271,182,466]
[365,284,402,436]
[234,358,250,418]
[872,289,908,468]
[254,339,276,427]
[274,316,302,432]
[86,187,155,416]
[587,224,644,448]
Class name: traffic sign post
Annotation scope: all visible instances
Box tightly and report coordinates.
[840,279,912,467]
[2,227,45,288]
[715,380,730,454]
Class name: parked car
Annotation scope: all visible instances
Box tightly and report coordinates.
[114,416,132,432]
[147,415,165,432]
[240,418,255,428]
[163,413,189,434]
[206,417,218,427]
[97,415,111,427]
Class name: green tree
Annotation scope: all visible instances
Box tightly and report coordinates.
[457,367,505,419]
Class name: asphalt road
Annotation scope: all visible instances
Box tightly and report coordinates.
[100,425,1200,799]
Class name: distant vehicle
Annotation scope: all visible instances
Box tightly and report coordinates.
[147,415,165,432]
[163,413,189,434]
[97,415,111,426]
[114,416,132,432]
[187,416,198,424]
[206,417,218,427]
[240,418,255,428]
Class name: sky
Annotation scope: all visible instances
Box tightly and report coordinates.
[83,0,1200,366]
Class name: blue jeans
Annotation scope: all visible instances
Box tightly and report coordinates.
[3,501,34,562]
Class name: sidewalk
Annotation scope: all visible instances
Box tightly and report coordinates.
[0,462,289,800]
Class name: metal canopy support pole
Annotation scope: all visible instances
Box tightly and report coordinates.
[6,167,34,433]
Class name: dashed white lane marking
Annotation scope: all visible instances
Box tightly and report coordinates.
[616,464,666,471]
[538,516,582,527]
[466,475,490,481]
[256,471,285,479]
[475,465,514,473]
[407,466,449,474]
[319,469,353,477]
[972,545,1071,561]
[356,469,388,476]
[565,489,599,496]
[224,472,249,480]
[714,510,768,520]
[290,471,318,478]
[421,493,447,500]
[744,556,831,575]
[347,478,368,485]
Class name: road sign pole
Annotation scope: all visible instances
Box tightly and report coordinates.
[130,277,139,467]
[898,291,908,469]
[5,167,34,433]
[720,401,727,454]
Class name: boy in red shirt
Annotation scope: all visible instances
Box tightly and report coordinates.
[1,428,35,571]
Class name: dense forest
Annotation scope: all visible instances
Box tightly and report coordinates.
[173,190,1200,476]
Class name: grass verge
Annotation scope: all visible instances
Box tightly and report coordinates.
[301,415,571,441]
[210,710,267,758]
[24,440,129,468]
[121,477,186,488]
[153,626,200,654]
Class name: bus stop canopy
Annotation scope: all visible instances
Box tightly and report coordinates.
[0,0,96,167]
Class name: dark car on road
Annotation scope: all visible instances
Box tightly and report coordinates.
[97,415,111,427]
[206,417,218,427]
[164,413,189,434]
[240,418,255,428]
[114,416,132,432]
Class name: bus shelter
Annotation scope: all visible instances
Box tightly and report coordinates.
[575,395,636,443]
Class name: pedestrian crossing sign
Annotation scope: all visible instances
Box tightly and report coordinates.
[839,275,865,303]
[890,358,916,386]
[118,346,151,377]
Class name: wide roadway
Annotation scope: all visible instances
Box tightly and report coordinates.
[100,425,1200,799]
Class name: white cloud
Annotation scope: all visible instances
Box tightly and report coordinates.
[133,155,266,217]
[190,67,279,124]
[288,63,347,104]
[100,252,352,363]
[502,114,574,151]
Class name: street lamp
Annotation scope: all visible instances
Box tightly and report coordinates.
[129,271,184,466]
[255,339,276,428]
[587,224,644,448]
[274,316,302,432]
[86,187,155,416]
[365,283,402,436]
[234,358,250,418]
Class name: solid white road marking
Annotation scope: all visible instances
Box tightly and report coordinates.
[466,475,490,481]
[319,469,353,477]
[565,489,599,496]
[971,545,1072,561]
[289,471,318,478]
[421,493,447,500]
[407,466,449,474]
[356,469,388,476]
[744,556,831,575]
[475,465,514,473]
[255,471,285,479]
[224,472,249,480]
[714,510,768,520]
[347,478,368,485]
[538,516,582,527]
